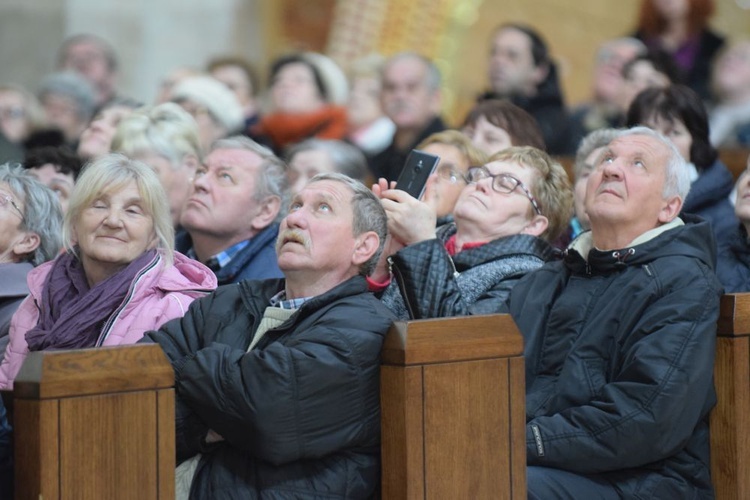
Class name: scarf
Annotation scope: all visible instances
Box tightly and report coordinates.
[254,105,347,150]
[25,249,158,351]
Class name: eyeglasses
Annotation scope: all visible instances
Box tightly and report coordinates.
[466,166,542,215]
[0,107,25,121]
[435,164,467,185]
[0,194,25,223]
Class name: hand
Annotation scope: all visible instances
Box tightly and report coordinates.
[378,188,437,246]
[371,178,397,199]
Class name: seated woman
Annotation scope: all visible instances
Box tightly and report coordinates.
[415,130,487,226]
[0,163,63,352]
[461,99,545,156]
[253,53,348,153]
[717,153,750,292]
[112,102,201,227]
[0,153,217,389]
[626,84,737,249]
[372,146,572,319]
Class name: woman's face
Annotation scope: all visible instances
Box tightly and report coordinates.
[462,115,513,156]
[289,149,334,195]
[271,62,324,114]
[652,0,690,22]
[421,142,470,218]
[736,159,750,226]
[0,90,31,143]
[347,76,383,128]
[0,181,29,264]
[77,105,134,160]
[74,180,156,282]
[29,163,75,215]
[644,115,693,162]
[133,151,196,227]
[453,159,539,241]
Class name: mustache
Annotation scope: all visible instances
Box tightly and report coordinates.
[276,229,310,252]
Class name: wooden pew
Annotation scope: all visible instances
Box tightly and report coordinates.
[380,314,526,499]
[711,293,750,500]
[719,149,749,181]
[12,344,174,499]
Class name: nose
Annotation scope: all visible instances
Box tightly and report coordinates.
[192,171,211,193]
[283,205,308,230]
[102,208,124,227]
[601,158,622,180]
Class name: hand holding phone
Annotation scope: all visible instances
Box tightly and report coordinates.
[395,149,440,200]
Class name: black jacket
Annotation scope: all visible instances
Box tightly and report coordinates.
[382,224,555,319]
[717,225,750,293]
[368,116,447,182]
[681,159,737,251]
[145,275,396,499]
[507,217,721,499]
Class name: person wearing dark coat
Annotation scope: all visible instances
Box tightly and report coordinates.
[372,146,572,320]
[177,136,288,284]
[368,53,447,182]
[483,23,581,155]
[506,127,721,498]
[626,84,737,250]
[145,173,396,499]
[717,157,750,292]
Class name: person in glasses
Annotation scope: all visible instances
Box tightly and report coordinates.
[370,146,572,319]
[415,130,487,226]
[0,163,63,356]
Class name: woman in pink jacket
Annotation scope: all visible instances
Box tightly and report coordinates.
[0,153,217,389]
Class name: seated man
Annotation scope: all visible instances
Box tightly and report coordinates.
[506,127,721,498]
[145,172,396,499]
[177,136,288,285]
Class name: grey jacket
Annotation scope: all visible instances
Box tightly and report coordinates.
[381,223,556,319]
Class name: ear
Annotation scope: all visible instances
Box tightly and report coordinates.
[521,214,549,237]
[657,195,683,224]
[11,231,41,259]
[351,231,380,268]
[250,196,282,231]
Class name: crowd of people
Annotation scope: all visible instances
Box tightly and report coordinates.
[0,0,748,497]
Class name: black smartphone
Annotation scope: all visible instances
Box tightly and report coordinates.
[395,149,441,199]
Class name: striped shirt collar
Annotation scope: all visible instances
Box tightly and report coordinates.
[188,239,250,272]
[269,290,313,310]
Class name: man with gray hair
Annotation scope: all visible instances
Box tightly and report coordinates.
[145,172,396,499]
[57,33,120,107]
[176,136,288,285]
[506,127,721,498]
[369,52,446,182]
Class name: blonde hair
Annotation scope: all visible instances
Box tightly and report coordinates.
[112,102,202,166]
[417,130,488,170]
[64,153,175,265]
[487,146,573,242]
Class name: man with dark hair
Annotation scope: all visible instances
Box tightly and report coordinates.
[145,172,395,499]
[483,23,579,155]
[506,127,721,498]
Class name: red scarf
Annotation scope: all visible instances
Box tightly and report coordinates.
[444,235,487,256]
[255,105,348,150]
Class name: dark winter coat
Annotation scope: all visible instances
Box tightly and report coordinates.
[507,217,721,499]
[717,225,750,293]
[682,159,737,251]
[176,224,283,286]
[145,275,395,499]
[382,223,556,319]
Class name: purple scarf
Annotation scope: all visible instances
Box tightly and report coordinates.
[25,249,158,351]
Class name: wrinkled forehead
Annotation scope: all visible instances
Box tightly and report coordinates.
[607,134,670,163]
[299,179,353,204]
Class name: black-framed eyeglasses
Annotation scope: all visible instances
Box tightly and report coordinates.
[466,166,542,215]
[435,164,467,185]
[0,193,25,223]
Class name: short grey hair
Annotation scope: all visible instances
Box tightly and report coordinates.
[0,163,63,265]
[37,71,97,122]
[384,52,442,92]
[211,136,290,223]
[64,153,175,266]
[307,172,387,276]
[615,126,691,201]
[112,102,202,166]
[574,128,620,180]
[285,139,369,182]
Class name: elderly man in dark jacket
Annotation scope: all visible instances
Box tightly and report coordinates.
[506,127,722,498]
[146,172,395,499]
